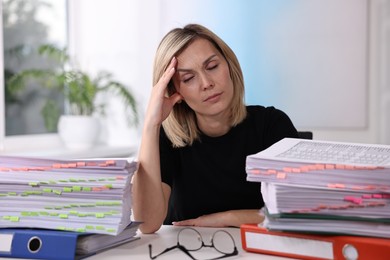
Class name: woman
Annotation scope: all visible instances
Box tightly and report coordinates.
[132,24,298,234]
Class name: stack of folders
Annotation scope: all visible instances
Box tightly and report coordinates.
[242,138,390,259]
[0,155,141,259]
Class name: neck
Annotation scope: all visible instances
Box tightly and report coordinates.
[196,113,231,137]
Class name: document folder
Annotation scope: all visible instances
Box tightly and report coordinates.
[240,224,390,260]
[0,225,139,260]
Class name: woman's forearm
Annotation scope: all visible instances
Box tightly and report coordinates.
[132,124,169,234]
[225,209,265,227]
[172,209,265,228]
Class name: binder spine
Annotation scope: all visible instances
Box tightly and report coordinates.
[240,224,390,260]
[0,229,77,260]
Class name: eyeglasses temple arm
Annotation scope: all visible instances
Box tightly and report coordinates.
[177,245,198,260]
[204,247,239,260]
[149,244,180,259]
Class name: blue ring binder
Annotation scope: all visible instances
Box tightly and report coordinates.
[28,236,42,253]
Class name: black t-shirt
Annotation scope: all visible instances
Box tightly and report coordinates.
[159,105,298,224]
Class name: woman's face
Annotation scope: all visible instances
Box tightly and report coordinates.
[172,38,234,120]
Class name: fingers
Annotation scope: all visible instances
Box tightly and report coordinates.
[157,57,177,88]
[172,219,196,226]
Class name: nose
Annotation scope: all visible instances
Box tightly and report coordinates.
[200,73,214,90]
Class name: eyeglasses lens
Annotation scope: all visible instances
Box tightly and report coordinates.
[212,230,236,254]
[178,228,203,251]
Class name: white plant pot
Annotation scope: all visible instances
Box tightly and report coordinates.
[58,115,101,150]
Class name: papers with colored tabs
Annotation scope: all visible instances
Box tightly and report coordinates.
[245,138,390,238]
[0,155,138,236]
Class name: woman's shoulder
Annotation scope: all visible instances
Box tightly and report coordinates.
[246,105,285,116]
[245,105,295,126]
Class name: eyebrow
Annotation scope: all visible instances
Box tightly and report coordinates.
[176,54,218,73]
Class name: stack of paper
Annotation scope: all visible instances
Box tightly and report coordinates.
[246,138,390,238]
[76,221,140,255]
[0,155,138,236]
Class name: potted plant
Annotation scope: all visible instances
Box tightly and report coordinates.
[7,44,139,149]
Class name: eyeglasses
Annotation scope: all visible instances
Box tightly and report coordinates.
[149,227,238,260]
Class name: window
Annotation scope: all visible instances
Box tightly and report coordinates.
[2,0,67,136]
[1,0,69,154]
[1,0,140,157]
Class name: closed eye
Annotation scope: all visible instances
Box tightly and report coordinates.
[183,76,194,83]
[207,64,218,70]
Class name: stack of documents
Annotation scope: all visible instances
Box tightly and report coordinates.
[0,155,138,236]
[246,138,390,238]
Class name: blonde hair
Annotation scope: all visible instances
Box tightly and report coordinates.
[153,24,247,147]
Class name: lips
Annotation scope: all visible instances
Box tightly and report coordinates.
[203,92,222,102]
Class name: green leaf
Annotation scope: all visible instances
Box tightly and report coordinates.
[41,100,60,132]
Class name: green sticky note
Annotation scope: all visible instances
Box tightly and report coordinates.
[96,226,105,230]
[21,212,30,216]
[29,182,39,187]
[106,228,116,233]
[59,214,68,219]
[53,190,62,195]
[69,210,78,215]
[82,187,91,192]
[80,204,94,207]
[85,225,94,230]
[43,188,52,193]
[95,213,105,218]
[76,228,86,232]
[10,216,20,222]
[72,186,82,192]
[63,187,73,192]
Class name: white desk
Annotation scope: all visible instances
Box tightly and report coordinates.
[90,225,292,260]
